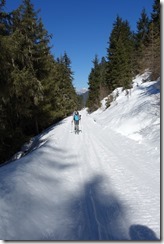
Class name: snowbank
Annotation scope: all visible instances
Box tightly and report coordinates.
[91,72,160,149]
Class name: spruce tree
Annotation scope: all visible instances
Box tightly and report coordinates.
[0,0,18,163]
[147,0,160,79]
[135,8,150,74]
[56,52,78,116]
[99,57,109,99]
[87,55,101,112]
[8,0,59,134]
[106,16,134,91]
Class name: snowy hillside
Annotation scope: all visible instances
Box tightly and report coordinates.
[0,72,160,241]
[92,71,160,149]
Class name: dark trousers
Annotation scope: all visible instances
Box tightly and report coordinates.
[74,120,79,131]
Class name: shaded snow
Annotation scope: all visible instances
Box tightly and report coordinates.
[0,72,160,241]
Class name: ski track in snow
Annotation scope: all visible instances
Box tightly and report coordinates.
[0,110,160,241]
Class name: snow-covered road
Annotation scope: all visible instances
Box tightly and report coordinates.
[0,109,160,240]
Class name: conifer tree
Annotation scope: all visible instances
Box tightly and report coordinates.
[56,52,78,116]
[135,8,150,74]
[106,16,134,91]
[7,0,62,134]
[99,57,109,99]
[87,55,101,112]
[147,0,160,79]
[0,0,17,163]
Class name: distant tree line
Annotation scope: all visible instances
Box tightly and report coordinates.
[87,0,160,112]
[0,0,79,164]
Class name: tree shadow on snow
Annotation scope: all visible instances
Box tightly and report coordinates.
[129,225,159,240]
[21,119,67,155]
[40,175,128,240]
[45,174,160,241]
[0,119,67,168]
[69,175,129,241]
[138,82,160,97]
[0,147,160,241]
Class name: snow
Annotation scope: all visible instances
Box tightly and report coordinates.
[76,87,88,95]
[0,72,160,241]
[92,72,160,148]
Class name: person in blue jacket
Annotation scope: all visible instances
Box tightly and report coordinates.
[73,111,81,133]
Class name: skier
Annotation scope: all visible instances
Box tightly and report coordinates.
[73,110,81,134]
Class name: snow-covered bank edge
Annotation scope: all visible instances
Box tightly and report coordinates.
[0,120,66,167]
[91,72,160,151]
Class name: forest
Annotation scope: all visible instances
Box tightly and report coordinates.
[87,0,160,112]
[0,0,160,164]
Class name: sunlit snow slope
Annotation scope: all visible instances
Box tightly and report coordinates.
[0,73,160,240]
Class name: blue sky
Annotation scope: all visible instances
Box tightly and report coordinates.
[5,0,154,90]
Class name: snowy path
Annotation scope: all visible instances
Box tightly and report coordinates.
[0,110,160,240]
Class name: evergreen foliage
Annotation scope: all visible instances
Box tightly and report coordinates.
[134,8,150,74]
[134,0,160,79]
[147,0,160,79]
[55,52,78,117]
[87,55,108,112]
[106,16,134,91]
[87,0,160,111]
[0,0,78,164]
[87,55,100,112]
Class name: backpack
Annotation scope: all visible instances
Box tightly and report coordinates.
[74,114,79,121]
